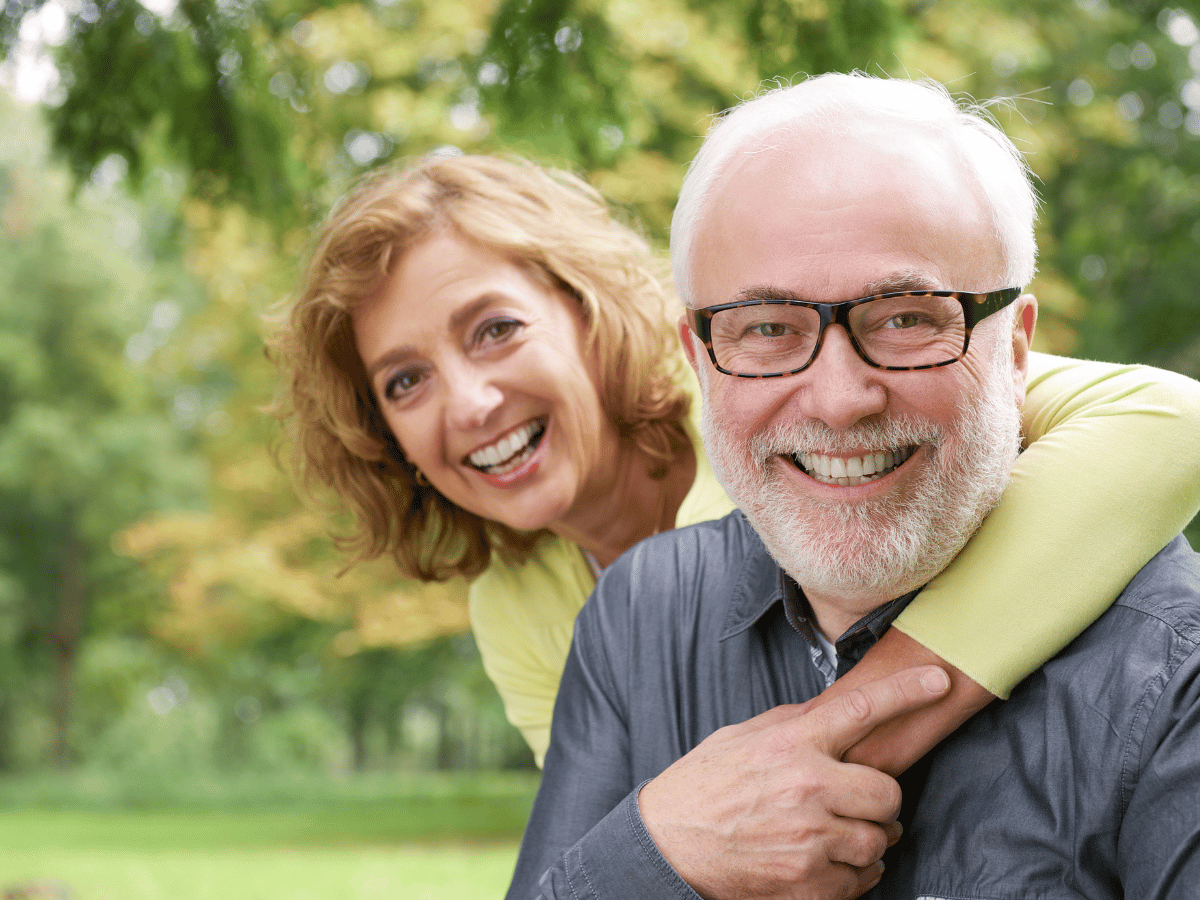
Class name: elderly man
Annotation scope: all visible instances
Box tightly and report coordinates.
[505,73,1200,900]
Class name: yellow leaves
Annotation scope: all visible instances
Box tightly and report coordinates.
[116,510,335,653]
[300,5,385,63]
[116,507,470,658]
[300,1,489,79]
[593,151,688,240]
[610,0,743,90]
[1025,270,1085,356]
[347,563,471,650]
[183,201,286,311]
[116,511,235,558]
[217,452,289,495]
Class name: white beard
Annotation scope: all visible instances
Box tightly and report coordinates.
[701,341,1023,611]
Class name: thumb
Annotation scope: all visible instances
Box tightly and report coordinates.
[801,665,950,759]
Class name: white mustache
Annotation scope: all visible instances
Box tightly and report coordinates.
[749,415,944,463]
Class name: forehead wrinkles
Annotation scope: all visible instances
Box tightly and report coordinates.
[696,125,1003,296]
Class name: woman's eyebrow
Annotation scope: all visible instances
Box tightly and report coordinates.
[447,293,507,333]
[366,293,511,380]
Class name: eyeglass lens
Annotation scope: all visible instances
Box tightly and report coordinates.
[709,293,969,375]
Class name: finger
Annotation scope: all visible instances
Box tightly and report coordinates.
[851,860,886,899]
[823,763,903,823]
[883,819,903,848]
[824,819,890,869]
[800,665,950,759]
[739,699,825,731]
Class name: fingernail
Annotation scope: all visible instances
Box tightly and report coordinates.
[921,668,950,693]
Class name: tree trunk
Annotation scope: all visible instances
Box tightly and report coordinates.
[49,534,87,769]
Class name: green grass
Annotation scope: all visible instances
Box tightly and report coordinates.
[0,771,539,900]
[1,844,522,900]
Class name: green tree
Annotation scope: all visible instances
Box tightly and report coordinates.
[0,98,205,766]
[907,0,1200,378]
[5,0,1196,376]
[3,0,1197,767]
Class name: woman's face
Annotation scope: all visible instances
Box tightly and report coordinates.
[352,228,618,534]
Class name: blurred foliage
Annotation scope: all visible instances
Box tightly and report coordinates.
[0,0,1197,773]
[3,0,1196,362]
[0,97,526,774]
[0,97,206,766]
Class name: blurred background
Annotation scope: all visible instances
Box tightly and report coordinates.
[0,0,1197,897]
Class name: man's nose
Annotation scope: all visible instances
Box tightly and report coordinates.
[444,361,504,430]
[791,325,888,430]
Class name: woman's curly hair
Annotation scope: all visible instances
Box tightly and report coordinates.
[270,153,693,582]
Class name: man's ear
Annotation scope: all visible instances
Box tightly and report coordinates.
[1011,294,1038,402]
[679,314,703,376]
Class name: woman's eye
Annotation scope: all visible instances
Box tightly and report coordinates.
[384,369,424,400]
[476,317,522,346]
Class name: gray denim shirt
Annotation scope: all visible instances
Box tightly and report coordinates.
[506,512,1200,900]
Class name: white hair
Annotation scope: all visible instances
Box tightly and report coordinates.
[670,72,1039,307]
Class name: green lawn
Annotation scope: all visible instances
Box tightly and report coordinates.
[1,843,521,900]
[0,771,539,900]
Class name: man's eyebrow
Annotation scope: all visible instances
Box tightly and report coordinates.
[734,285,807,303]
[862,272,940,295]
[733,273,939,305]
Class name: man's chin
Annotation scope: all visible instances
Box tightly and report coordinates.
[755,511,935,603]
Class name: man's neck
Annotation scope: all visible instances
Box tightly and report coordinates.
[802,586,896,644]
[785,580,922,682]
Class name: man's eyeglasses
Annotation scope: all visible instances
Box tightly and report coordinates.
[688,288,1022,378]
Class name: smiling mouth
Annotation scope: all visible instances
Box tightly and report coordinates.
[467,418,547,475]
[791,446,916,487]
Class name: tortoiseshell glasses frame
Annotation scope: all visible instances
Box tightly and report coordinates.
[688,287,1022,379]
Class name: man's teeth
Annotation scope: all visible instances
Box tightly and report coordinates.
[795,447,915,486]
[468,420,544,473]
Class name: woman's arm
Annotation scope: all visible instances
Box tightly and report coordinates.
[836,352,1200,776]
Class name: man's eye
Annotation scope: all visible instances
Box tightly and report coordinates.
[886,313,925,329]
[748,322,791,338]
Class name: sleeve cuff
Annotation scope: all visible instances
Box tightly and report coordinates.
[533,784,703,899]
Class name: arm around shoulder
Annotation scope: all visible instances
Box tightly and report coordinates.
[895,352,1200,698]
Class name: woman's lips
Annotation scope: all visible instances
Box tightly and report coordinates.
[467,418,547,475]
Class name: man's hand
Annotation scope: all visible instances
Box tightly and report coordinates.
[637,665,951,900]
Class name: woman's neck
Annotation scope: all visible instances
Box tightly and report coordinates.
[552,441,697,571]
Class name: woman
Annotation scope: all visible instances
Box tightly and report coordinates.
[274,152,1200,770]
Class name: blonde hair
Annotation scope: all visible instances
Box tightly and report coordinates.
[271,153,692,581]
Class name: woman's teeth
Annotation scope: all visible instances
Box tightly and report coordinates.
[468,420,546,474]
[795,446,915,486]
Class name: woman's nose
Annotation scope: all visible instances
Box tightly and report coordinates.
[444,361,504,430]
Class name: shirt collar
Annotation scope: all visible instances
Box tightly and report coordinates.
[716,517,919,676]
[717,516,790,641]
[782,575,920,677]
